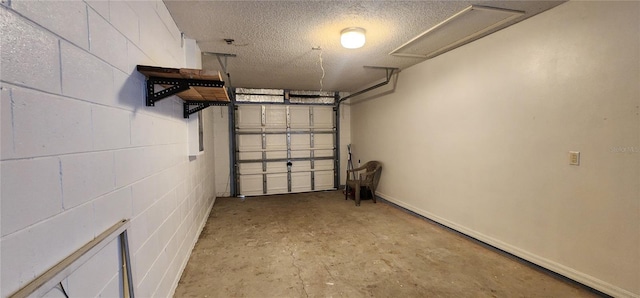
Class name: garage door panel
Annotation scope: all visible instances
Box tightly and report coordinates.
[290,106,310,128]
[266,174,288,194]
[236,106,263,128]
[291,172,311,192]
[290,150,310,158]
[236,103,335,196]
[266,135,287,150]
[238,135,262,151]
[314,134,333,149]
[313,107,334,129]
[239,174,263,195]
[290,134,310,150]
[314,149,334,158]
[267,162,287,173]
[239,163,263,175]
[239,151,262,160]
[315,171,334,190]
[265,106,286,127]
[291,161,311,172]
[314,160,334,171]
[265,151,287,159]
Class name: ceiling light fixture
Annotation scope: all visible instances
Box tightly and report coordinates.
[341,27,366,49]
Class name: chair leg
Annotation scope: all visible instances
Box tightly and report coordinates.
[371,187,376,203]
[345,185,349,200]
[355,183,361,206]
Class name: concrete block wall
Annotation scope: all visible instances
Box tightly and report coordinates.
[1,1,217,297]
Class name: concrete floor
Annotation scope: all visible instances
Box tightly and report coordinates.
[175,191,601,297]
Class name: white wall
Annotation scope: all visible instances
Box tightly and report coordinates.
[1,1,216,297]
[349,2,639,297]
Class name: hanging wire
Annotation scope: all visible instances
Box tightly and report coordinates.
[318,49,325,92]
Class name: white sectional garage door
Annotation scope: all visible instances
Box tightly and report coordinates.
[235,104,337,196]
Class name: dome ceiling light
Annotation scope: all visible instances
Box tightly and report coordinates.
[340,27,366,49]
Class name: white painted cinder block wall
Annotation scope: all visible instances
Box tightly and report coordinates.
[1,1,216,297]
[349,2,639,297]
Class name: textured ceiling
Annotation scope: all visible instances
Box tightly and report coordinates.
[164,1,565,92]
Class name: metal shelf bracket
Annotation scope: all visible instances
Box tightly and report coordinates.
[144,76,225,106]
[183,101,229,118]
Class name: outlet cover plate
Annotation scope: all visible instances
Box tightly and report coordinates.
[569,151,580,166]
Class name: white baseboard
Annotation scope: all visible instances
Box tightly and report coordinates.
[377,192,638,298]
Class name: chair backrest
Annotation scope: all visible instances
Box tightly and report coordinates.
[362,161,382,188]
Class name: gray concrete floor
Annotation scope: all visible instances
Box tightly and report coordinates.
[175,191,601,297]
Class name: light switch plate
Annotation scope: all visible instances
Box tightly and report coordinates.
[569,151,580,166]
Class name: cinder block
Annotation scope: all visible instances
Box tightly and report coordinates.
[157,212,179,258]
[152,168,173,203]
[171,120,187,145]
[98,273,121,298]
[155,249,179,297]
[174,208,189,244]
[155,1,182,49]
[85,0,110,21]
[88,9,128,73]
[133,232,161,285]
[12,87,92,157]
[92,105,131,150]
[173,204,186,237]
[12,0,89,49]
[145,192,173,232]
[152,95,182,119]
[131,175,159,217]
[179,193,190,221]
[176,121,189,145]
[60,151,115,209]
[135,2,180,65]
[130,113,157,147]
[175,180,187,205]
[114,147,149,188]
[127,43,154,75]
[127,212,148,255]
[154,118,173,145]
[0,203,93,297]
[0,9,61,94]
[0,157,63,236]
[148,145,181,175]
[93,187,133,236]
[109,1,139,44]
[1,86,13,160]
[142,249,170,298]
[61,41,114,105]
[66,238,119,297]
[113,68,144,110]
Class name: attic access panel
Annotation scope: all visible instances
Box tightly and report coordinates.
[390,5,525,59]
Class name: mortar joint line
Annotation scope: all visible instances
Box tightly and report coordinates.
[58,157,65,209]
[9,87,16,153]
